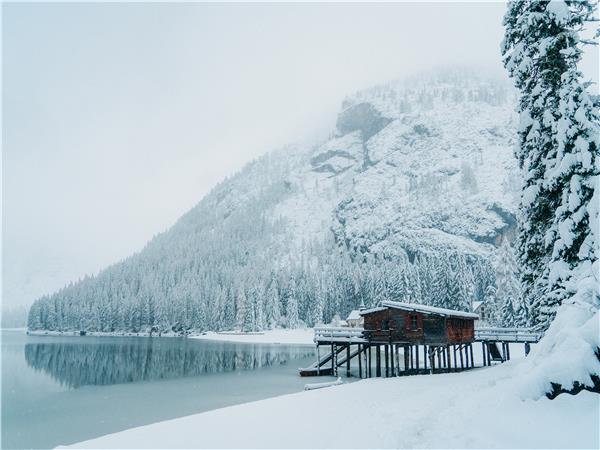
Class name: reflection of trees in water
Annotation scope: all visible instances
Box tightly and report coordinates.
[24,339,314,388]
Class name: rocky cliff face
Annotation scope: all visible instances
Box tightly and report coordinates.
[274,69,518,263]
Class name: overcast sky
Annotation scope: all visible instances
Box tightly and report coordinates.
[2,2,598,309]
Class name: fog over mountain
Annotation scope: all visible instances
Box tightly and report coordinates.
[28,68,521,333]
[4,2,514,315]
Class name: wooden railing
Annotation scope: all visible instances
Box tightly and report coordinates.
[313,326,365,343]
[475,327,543,343]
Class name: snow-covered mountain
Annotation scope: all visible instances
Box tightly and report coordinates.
[28,68,519,333]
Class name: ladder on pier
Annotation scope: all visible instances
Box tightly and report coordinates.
[299,327,367,377]
[298,345,345,377]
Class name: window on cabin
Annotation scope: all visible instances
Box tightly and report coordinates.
[410,315,418,331]
[382,320,389,330]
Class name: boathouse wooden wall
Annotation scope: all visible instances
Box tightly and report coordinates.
[362,308,475,345]
[446,318,474,344]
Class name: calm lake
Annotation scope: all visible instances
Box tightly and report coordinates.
[1,330,323,449]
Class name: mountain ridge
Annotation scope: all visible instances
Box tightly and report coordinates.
[28,67,519,333]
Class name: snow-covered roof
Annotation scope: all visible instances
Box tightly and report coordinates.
[361,301,478,320]
[346,310,362,321]
[359,306,387,316]
[472,301,483,312]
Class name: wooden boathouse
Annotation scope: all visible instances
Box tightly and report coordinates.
[299,301,542,378]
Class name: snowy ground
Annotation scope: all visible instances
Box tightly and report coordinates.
[64,358,599,449]
[191,328,315,345]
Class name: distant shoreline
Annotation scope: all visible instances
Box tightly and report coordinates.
[25,329,187,338]
[22,328,316,345]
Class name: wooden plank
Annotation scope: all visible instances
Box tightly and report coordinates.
[299,367,334,377]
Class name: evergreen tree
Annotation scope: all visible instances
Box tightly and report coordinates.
[483,285,498,325]
[495,237,522,326]
[500,295,516,328]
[264,275,281,328]
[514,297,531,327]
[502,0,599,330]
[285,276,300,329]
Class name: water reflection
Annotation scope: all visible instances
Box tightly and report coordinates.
[24,337,314,388]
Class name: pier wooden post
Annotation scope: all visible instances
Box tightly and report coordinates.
[446,345,451,371]
[424,346,428,371]
[389,344,395,377]
[403,345,409,373]
[437,347,442,369]
[384,344,389,377]
[358,344,362,378]
[346,344,351,377]
[506,343,511,360]
[453,345,457,371]
[331,343,335,374]
[415,345,420,371]
[376,345,381,377]
[316,345,321,376]
[395,345,400,374]
[459,345,464,369]
[428,346,434,374]
[469,344,474,368]
[368,345,372,378]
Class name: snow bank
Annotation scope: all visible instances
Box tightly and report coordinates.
[516,262,600,399]
[63,363,599,449]
[191,328,315,346]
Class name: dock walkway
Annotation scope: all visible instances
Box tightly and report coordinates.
[299,325,542,377]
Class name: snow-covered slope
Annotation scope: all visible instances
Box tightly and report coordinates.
[63,361,599,449]
[28,68,519,333]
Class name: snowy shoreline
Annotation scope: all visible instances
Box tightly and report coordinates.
[24,328,316,345]
[62,360,599,449]
[190,329,315,346]
[26,329,189,338]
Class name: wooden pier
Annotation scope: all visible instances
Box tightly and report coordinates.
[299,303,543,378]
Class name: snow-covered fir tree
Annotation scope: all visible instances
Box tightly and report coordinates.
[495,237,523,327]
[501,0,599,330]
